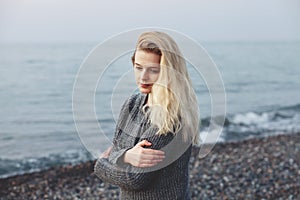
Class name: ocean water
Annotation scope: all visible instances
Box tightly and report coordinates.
[0,41,299,178]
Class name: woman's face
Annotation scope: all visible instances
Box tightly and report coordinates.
[133,50,161,94]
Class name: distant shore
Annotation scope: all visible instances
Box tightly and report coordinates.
[0,133,299,200]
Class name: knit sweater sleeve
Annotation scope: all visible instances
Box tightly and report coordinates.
[94,131,175,190]
[106,96,132,166]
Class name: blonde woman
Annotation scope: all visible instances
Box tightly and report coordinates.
[94,31,199,200]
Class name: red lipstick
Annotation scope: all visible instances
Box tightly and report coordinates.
[140,83,152,88]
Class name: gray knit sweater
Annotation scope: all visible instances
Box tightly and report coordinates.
[94,93,192,200]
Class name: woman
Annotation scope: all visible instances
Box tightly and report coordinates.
[94,31,199,200]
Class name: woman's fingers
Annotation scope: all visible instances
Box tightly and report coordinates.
[100,146,112,158]
[140,150,165,161]
[137,149,165,167]
[143,148,165,156]
[138,140,165,155]
[138,162,161,168]
[137,158,163,168]
[137,139,152,147]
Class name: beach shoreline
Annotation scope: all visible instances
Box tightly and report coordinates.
[0,133,299,199]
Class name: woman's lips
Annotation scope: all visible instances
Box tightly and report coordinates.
[140,83,152,88]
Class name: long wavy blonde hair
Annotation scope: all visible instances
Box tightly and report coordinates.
[132,31,200,145]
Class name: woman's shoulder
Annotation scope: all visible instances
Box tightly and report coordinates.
[127,92,144,103]
[123,92,146,111]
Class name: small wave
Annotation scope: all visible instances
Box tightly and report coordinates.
[0,149,93,179]
[277,103,300,111]
[232,112,269,125]
[199,103,300,142]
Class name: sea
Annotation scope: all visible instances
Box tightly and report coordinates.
[0,41,299,178]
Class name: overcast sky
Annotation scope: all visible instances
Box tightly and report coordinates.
[0,0,299,43]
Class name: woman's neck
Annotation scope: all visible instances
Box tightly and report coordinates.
[146,93,153,106]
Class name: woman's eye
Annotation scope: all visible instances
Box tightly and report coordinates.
[135,66,143,70]
[150,69,160,73]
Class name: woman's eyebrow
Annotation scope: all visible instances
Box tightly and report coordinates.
[134,62,142,66]
[135,62,160,68]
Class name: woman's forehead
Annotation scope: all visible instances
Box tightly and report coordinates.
[134,50,160,67]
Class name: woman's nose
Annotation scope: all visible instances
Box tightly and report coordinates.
[141,70,149,81]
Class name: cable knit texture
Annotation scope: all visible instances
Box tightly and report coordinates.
[94,93,192,200]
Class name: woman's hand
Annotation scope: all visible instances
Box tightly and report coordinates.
[124,140,165,168]
[100,146,112,158]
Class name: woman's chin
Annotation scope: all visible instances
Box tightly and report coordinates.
[139,87,152,94]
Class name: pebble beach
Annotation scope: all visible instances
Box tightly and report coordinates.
[0,133,299,200]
